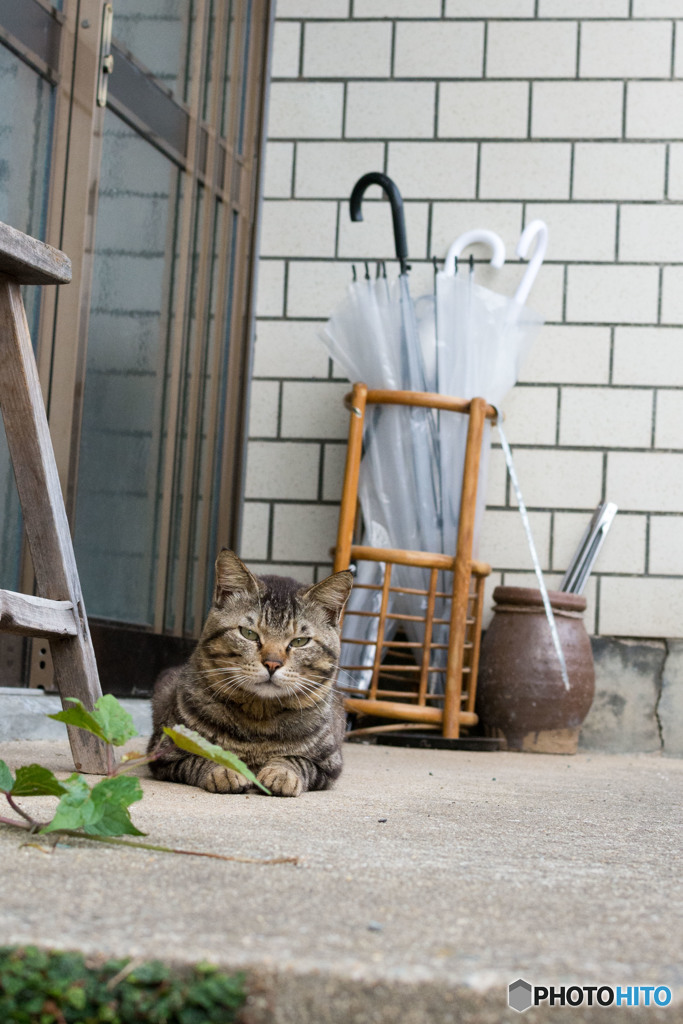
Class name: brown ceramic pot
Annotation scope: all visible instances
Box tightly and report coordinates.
[476,586,595,754]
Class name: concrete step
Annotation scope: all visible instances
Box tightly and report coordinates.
[0,687,151,741]
[0,739,680,1022]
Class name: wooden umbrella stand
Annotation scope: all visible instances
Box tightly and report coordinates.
[333,382,496,741]
[0,221,108,774]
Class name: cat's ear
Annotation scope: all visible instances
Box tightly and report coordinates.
[214,549,262,607]
[302,570,353,626]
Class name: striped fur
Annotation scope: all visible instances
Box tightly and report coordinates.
[148,550,353,797]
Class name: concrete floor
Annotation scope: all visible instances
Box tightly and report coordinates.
[0,738,681,1023]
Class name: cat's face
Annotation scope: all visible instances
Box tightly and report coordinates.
[195,550,353,705]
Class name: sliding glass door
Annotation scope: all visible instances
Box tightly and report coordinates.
[0,0,273,690]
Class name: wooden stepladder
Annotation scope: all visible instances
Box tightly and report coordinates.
[0,221,108,774]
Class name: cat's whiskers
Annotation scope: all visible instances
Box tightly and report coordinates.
[203,667,248,684]
[212,681,246,700]
[300,670,326,682]
[289,689,305,712]
[335,665,363,687]
[294,682,321,699]
[210,672,253,698]
[298,675,328,691]
[203,675,249,691]
[282,679,324,707]
[279,681,309,709]
[200,665,245,675]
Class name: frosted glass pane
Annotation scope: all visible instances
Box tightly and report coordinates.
[111,0,192,101]
[74,109,178,625]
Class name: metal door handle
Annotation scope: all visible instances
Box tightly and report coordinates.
[97,3,114,108]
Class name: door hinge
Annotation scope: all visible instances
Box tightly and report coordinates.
[97,3,114,108]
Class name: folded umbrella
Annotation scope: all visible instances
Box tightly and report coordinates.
[322,173,442,688]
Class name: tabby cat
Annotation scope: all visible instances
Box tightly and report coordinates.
[148,549,353,797]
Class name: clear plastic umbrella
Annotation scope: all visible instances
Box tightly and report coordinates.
[434,221,547,560]
[322,172,441,687]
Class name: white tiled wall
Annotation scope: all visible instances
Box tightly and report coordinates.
[246,2,683,639]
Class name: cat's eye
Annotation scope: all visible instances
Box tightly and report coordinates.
[289,636,310,648]
[239,626,259,642]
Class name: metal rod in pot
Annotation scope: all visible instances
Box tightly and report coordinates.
[560,502,618,594]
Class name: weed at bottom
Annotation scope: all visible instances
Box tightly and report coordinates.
[0,945,246,1024]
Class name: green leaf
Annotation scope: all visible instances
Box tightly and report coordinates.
[47,694,138,747]
[40,774,93,833]
[85,776,145,836]
[41,774,145,837]
[47,701,108,743]
[11,764,67,798]
[91,694,138,747]
[0,760,14,793]
[163,725,270,795]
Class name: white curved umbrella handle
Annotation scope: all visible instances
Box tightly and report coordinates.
[444,229,506,276]
[514,219,548,306]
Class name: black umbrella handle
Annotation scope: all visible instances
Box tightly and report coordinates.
[349,172,409,275]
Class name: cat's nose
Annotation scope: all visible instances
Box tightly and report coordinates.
[263,658,283,676]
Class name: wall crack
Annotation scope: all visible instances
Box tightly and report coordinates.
[654,638,667,754]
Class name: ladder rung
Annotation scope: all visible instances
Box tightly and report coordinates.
[0,221,72,285]
[0,589,78,639]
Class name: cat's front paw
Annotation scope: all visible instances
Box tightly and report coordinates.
[257,762,303,797]
[202,765,251,793]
